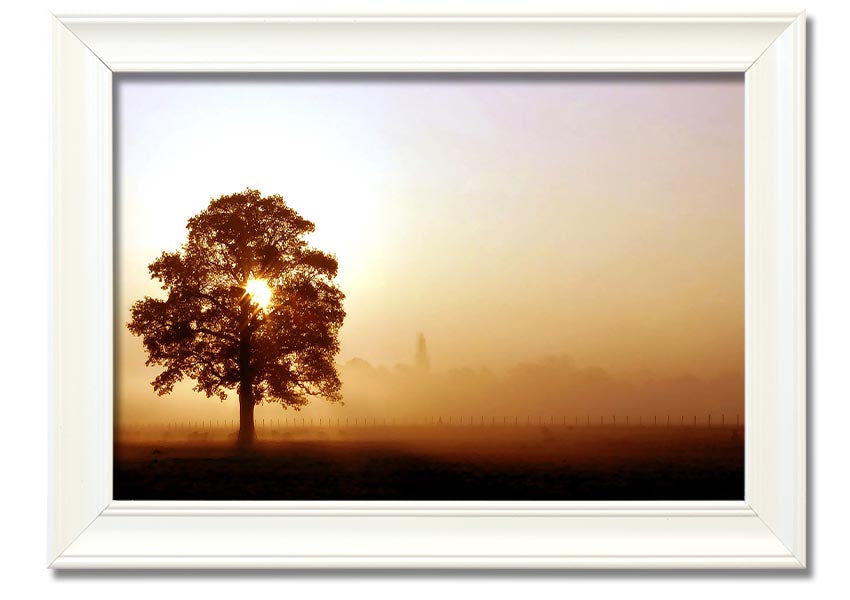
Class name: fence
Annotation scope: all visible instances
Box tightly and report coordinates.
[119,413,743,436]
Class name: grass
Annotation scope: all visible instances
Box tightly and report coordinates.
[114,424,743,500]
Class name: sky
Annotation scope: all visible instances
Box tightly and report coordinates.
[115,74,744,426]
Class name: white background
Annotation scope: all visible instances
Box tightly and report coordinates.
[1,0,845,597]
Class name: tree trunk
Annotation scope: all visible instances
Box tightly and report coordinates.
[237,386,255,447]
[236,301,256,447]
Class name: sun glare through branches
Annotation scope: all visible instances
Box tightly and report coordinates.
[245,278,272,310]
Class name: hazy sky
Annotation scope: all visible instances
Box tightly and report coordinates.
[115,74,744,425]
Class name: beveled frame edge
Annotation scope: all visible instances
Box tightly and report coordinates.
[48,12,806,569]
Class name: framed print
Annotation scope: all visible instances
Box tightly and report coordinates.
[49,12,806,569]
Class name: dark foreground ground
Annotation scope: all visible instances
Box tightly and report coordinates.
[114,425,744,500]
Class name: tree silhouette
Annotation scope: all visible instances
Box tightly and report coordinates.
[128,189,345,446]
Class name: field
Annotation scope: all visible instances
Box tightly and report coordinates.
[114,423,744,500]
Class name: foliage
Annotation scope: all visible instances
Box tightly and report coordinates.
[128,189,345,411]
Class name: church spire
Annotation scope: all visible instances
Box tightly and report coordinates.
[414,332,430,371]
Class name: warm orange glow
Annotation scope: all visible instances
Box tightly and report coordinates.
[246,278,272,310]
[116,76,745,430]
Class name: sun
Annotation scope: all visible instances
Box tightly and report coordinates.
[245,278,272,310]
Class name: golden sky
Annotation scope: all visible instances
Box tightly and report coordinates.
[115,74,744,425]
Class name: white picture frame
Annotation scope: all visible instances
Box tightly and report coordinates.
[48,12,806,569]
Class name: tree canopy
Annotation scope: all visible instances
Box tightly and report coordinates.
[128,189,346,418]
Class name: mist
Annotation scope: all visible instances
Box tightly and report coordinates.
[116,339,742,429]
[335,354,742,422]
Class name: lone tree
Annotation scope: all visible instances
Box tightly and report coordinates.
[128,189,345,446]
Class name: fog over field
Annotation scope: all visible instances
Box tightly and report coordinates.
[117,343,743,429]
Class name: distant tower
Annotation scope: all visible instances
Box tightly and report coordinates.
[414,332,430,371]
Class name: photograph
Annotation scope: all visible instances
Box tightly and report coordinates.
[113,73,745,501]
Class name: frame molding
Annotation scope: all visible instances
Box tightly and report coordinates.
[48,12,806,569]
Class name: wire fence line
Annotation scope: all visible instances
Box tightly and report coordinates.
[119,413,744,433]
